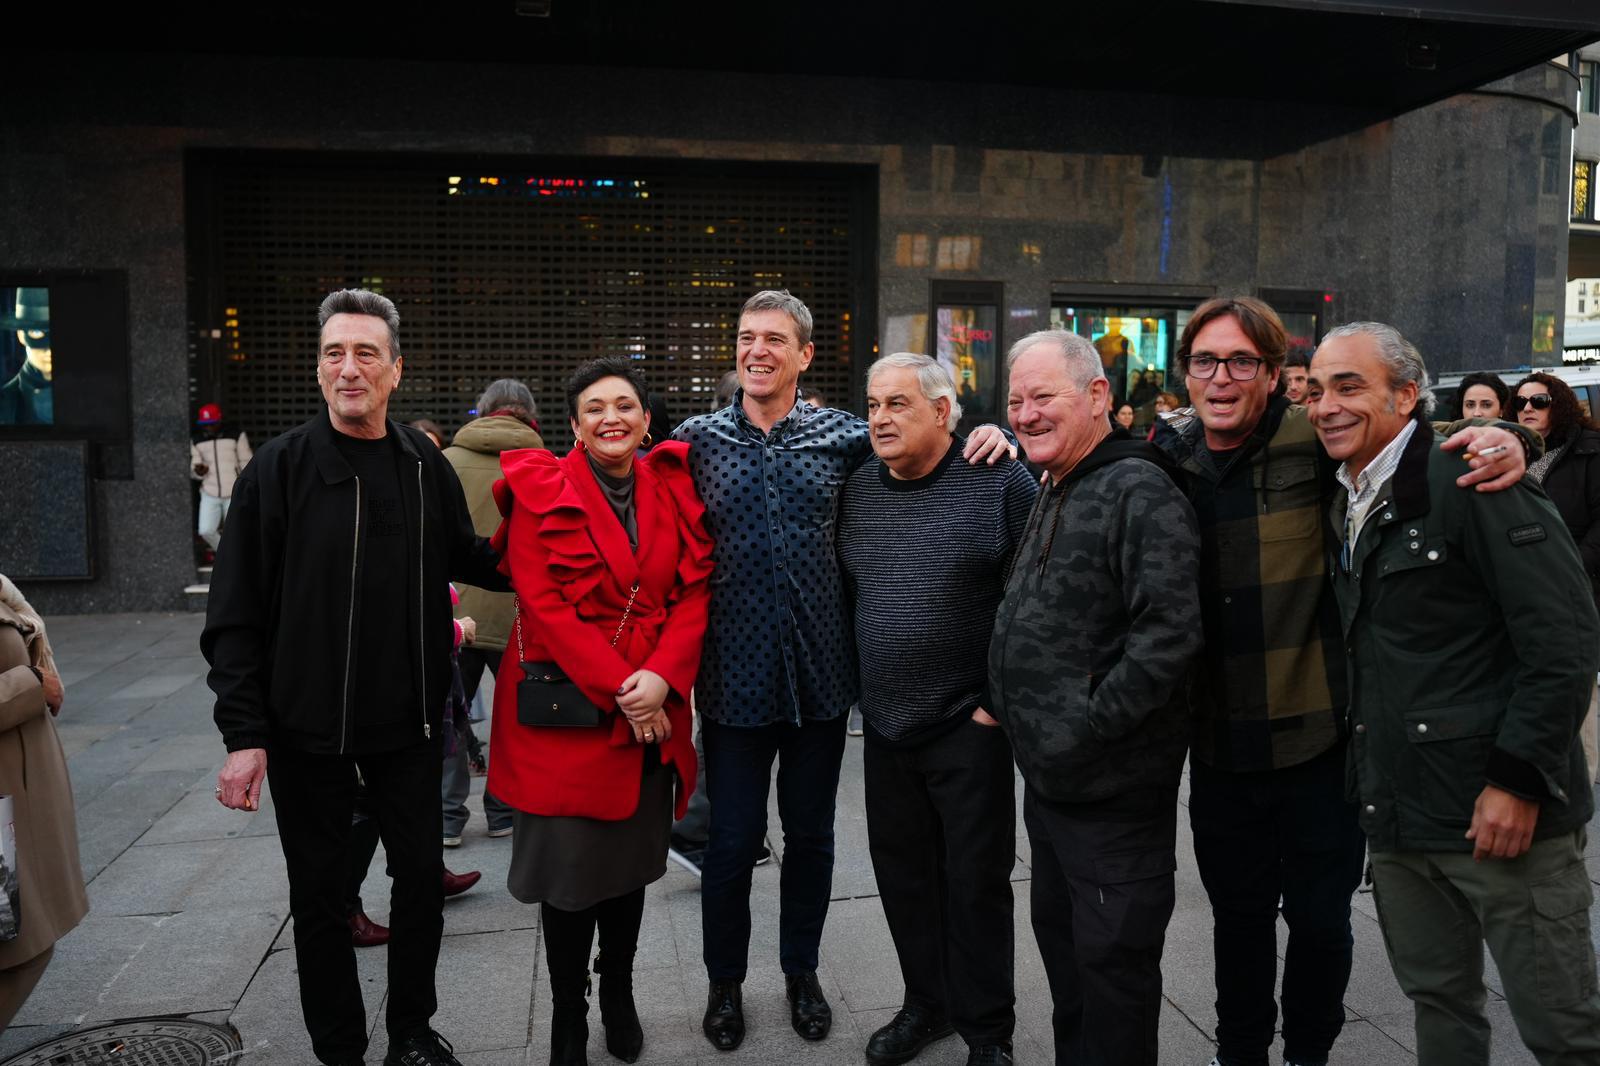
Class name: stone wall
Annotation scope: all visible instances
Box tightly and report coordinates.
[0,51,1573,612]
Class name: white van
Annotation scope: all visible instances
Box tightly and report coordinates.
[1435,363,1600,420]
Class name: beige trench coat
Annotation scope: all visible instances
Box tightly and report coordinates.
[0,601,88,967]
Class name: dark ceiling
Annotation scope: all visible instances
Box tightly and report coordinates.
[77,0,1597,116]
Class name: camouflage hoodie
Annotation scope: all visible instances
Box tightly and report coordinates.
[987,435,1203,803]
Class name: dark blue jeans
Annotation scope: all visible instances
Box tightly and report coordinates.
[1188,743,1367,1066]
[700,714,848,981]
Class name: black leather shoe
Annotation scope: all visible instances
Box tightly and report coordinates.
[965,1044,1013,1066]
[702,979,744,1051]
[784,971,832,1041]
[865,1005,954,1066]
[383,1030,464,1066]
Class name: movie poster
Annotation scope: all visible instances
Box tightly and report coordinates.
[0,287,53,425]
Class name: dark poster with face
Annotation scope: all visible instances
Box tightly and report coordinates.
[0,287,52,426]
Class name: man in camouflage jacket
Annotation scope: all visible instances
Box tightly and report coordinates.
[988,330,1203,1066]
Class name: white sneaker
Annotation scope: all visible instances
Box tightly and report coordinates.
[442,834,462,848]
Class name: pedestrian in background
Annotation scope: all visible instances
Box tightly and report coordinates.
[1514,371,1600,781]
[1455,371,1510,421]
[441,378,544,844]
[191,402,251,552]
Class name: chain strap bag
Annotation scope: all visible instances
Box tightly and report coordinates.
[513,583,638,728]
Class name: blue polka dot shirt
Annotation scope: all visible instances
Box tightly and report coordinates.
[673,392,870,727]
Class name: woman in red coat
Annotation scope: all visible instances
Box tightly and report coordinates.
[488,357,712,1066]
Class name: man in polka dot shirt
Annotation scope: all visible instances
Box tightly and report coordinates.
[674,290,1013,1052]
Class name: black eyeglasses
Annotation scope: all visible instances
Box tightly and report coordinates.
[1512,393,1554,412]
[1185,355,1265,381]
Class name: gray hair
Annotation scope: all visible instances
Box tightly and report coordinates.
[1318,321,1435,417]
[1006,329,1106,390]
[867,352,964,425]
[318,288,402,361]
[713,369,739,410]
[741,289,814,348]
[475,378,538,422]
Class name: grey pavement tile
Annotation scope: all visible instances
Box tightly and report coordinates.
[114,669,207,702]
[80,909,286,1021]
[137,778,276,845]
[1342,910,1411,1018]
[0,1023,77,1059]
[1364,1009,1419,1055]
[74,769,200,880]
[455,1050,529,1066]
[66,726,173,805]
[436,928,537,1053]
[229,945,387,1065]
[1331,1018,1414,1063]
[53,721,123,760]
[91,834,290,917]
[130,731,224,773]
[12,914,169,1026]
[87,837,229,915]
[819,895,907,1014]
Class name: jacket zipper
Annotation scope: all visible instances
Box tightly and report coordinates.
[340,475,362,755]
[416,460,429,740]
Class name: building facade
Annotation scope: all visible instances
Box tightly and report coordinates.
[0,39,1588,612]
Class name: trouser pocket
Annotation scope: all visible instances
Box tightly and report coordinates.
[1530,862,1597,1007]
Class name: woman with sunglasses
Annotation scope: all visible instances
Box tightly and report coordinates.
[1513,371,1600,782]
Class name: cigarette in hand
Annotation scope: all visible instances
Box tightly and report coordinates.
[1463,445,1507,461]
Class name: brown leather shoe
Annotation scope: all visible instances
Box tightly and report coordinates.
[349,910,390,947]
[442,867,481,898]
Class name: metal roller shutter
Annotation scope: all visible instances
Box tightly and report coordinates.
[188,151,876,451]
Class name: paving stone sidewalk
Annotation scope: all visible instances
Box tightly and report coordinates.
[1,611,1595,1064]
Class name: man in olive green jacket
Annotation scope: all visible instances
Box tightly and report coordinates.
[440,379,545,844]
[1309,322,1600,1066]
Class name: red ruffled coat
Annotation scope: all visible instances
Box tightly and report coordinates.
[487,441,713,821]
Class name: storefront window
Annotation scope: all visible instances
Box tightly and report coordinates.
[931,281,1002,434]
[1050,304,1190,428]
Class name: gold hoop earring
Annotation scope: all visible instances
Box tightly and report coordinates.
[641,431,654,448]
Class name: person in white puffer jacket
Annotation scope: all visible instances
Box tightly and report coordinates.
[191,402,252,550]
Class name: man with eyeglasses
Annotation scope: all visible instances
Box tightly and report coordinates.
[1150,296,1530,1066]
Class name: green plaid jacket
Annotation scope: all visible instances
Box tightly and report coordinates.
[1153,398,1347,771]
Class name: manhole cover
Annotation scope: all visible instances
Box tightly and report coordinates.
[0,1019,243,1066]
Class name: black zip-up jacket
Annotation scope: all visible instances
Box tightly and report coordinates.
[202,409,506,754]
[987,433,1203,803]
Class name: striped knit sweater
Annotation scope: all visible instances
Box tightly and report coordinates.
[836,438,1038,746]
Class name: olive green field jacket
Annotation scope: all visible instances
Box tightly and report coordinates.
[1330,424,1598,853]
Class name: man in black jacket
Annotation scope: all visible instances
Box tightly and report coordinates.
[203,289,503,1066]
[988,330,1203,1066]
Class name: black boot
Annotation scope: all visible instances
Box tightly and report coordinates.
[548,972,590,1066]
[592,951,643,1062]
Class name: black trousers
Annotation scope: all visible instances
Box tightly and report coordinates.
[540,888,647,990]
[1023,783,1178,1066]
[1188,744,1366,1066]
[864,718,1016,1046]
[269,739,445,1064]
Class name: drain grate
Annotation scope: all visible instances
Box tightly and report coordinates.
[0,1019,243,1066]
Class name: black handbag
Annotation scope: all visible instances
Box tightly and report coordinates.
[512,584,638,728]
